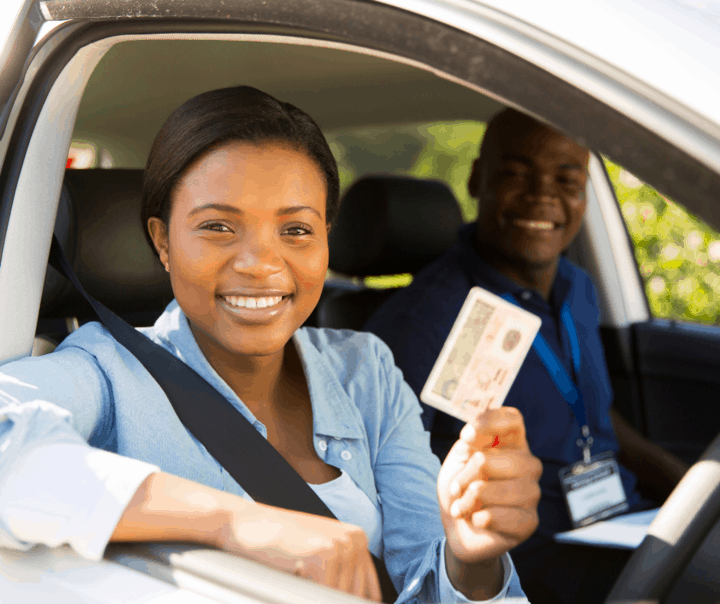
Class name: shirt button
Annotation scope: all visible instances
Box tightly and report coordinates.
[520,291,532,301]
[341,450,352,461]
[318,440,327,452]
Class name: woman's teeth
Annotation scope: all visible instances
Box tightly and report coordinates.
[223,295,284,309]
[513,218,555,230]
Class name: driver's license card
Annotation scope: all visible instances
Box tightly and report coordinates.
[420,286,541,423]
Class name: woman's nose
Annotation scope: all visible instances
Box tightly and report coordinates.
[232,235,283,277]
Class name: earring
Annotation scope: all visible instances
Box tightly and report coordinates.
[164,262,170,272]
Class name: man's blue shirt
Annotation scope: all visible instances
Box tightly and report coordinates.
[365,223,644,551]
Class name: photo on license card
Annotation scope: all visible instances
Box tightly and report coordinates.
[420,287,541,423]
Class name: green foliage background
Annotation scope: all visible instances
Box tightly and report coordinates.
[603,159,720,325]
[328,123,720,325]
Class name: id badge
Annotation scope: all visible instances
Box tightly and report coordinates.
[559,451,629,528]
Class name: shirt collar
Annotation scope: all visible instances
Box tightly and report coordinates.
[293,330,364,440]
[456,222,576,312]
[151,301,362,441]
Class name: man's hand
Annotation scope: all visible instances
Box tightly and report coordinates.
[437,407,542,598]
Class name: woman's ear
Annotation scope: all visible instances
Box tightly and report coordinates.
[147,217,170,268]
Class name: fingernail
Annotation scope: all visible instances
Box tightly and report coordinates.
[460,423,476,442]
[450,501,461,518]
[450,480,460,497]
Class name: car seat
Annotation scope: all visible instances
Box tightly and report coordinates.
[35,169,174,353]
[316,175,464,331]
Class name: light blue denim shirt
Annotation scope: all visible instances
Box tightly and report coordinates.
[0,301,527,603]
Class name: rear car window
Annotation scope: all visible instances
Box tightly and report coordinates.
[327,121,486,221]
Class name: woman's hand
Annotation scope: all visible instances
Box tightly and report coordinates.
[436,407,542,598]
[218,503,382,601]
[112,472,381,601]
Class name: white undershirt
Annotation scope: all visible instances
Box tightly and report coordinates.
[308,470,384,558]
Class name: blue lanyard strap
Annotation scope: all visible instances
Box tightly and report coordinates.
[561,303,581,377]
[501,293,588,429]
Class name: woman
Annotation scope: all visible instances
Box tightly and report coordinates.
[0,86,541,602]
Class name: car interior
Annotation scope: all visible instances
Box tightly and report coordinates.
[3,1,720,601]
[36,34,720,465]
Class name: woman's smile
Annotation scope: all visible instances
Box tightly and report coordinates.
[217,292,292,323]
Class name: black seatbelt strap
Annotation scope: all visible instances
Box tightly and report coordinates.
[48,235,397,603]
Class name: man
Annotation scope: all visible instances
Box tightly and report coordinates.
[365,109,688,604]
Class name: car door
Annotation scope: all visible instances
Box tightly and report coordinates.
[567,154,720,468]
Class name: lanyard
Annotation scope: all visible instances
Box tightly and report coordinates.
[501,293,594,461]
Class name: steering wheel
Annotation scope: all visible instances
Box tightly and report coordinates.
[605,431,720,603]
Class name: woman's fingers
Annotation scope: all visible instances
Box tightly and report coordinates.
[459,407,529,451]
[324,545,381,602]
[449,451,486,497]
[349,554,382,602]
[470,506,539,539]
[450,477,541,518]
[449,449,542,502]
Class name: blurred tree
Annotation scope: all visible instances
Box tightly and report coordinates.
[603,158,720,325]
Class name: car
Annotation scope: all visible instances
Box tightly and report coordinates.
[1,0,719,602]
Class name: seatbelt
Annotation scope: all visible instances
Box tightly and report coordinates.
[48,235,398,603]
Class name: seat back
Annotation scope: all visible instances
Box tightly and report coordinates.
[318,175,464,331]
[38,169,173,342]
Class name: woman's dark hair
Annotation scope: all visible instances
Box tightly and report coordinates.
[141,86,340,255]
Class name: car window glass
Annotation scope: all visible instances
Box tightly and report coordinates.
[604,158,720,326]
[326,121,486,287]
[327,122,485,221]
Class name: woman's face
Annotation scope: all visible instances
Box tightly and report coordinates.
[149,141,329,359]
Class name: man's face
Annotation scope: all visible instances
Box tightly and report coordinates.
[471,121,589,269]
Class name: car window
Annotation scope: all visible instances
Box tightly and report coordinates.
[326,121,486,288]
[604,158,720,326]
[328,121,485,220]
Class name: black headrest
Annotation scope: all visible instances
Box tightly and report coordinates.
[328,175,464,277]
[41,169,173,319]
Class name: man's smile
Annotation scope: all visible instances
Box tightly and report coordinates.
[512,218,558,231]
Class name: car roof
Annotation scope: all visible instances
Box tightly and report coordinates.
[456,0,720,129]
[70,39,504,167]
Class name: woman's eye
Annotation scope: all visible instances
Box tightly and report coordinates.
[283,224,313,236]
[200,222,232,233]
